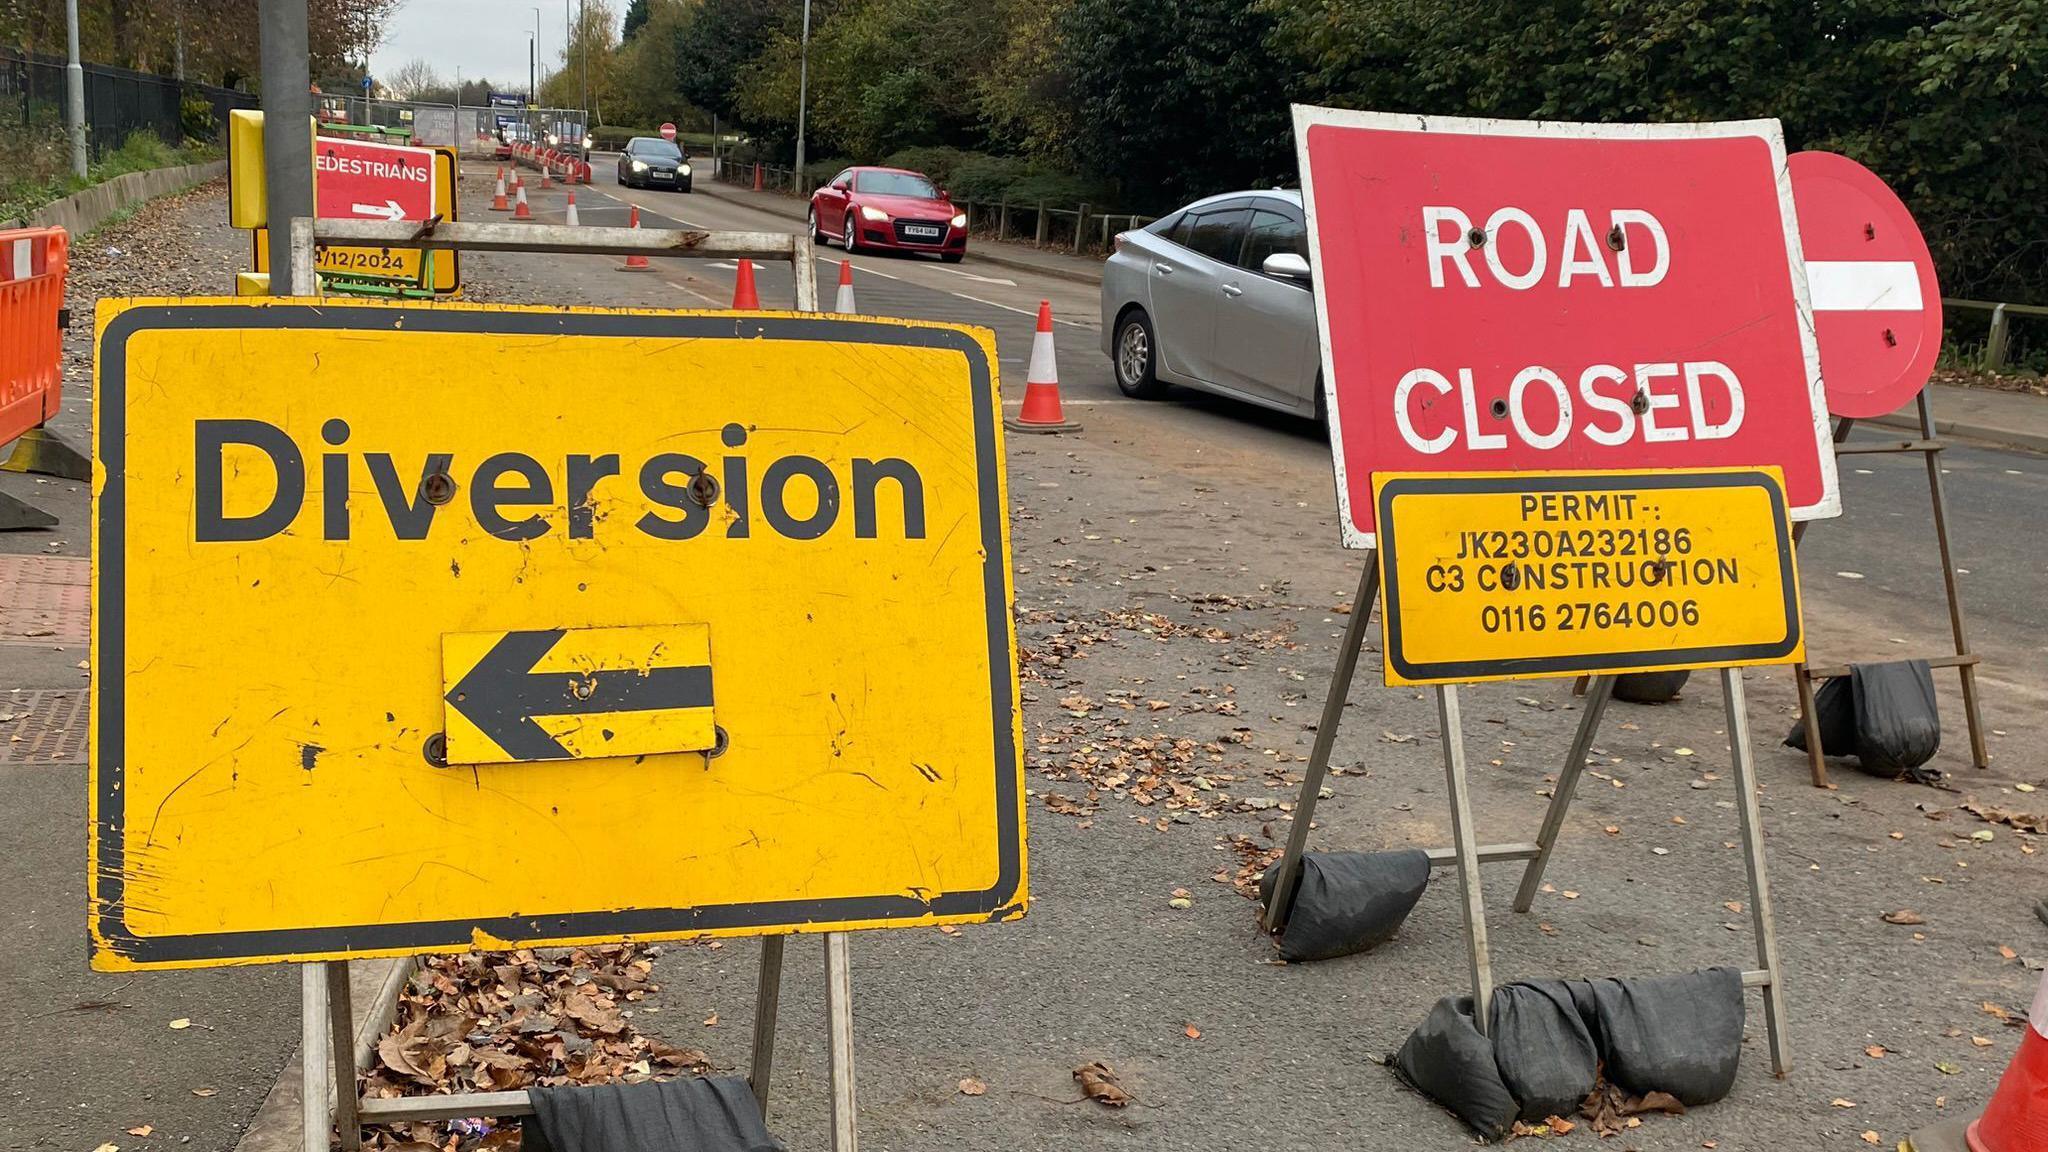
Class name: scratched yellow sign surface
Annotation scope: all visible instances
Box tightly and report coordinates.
[1374,469,1803,685]
[91,300,1024,970]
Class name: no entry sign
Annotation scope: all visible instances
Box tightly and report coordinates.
[314,136,436,224]
[1295,110,1840,547]
[90,301,1025,969]
[1788,150,1944,419]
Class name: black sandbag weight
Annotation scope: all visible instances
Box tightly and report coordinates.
[1258,848,1431,962]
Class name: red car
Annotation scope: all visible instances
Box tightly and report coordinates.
[809,166,966,262]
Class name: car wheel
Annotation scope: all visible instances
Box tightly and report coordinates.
[843,212,859,253]
[1114,310,1167,399]
[940,251,964,264]
[810,207,826,243]
[680,181,692,193]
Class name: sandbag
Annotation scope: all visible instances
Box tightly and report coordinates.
[1392,995,1519,1141]
[1570,967,1745,1106]
[1613,670,1689,704]
[1259,849,1430,962]
[1489,980,1599,1121]
[1851,660,1941,778]
[523,1076,785,1152]
[1784,674,1856,756]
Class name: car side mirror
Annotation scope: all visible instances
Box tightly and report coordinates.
[940,188,949,199]
[1263,251,1312,282]
[833,179,851,191]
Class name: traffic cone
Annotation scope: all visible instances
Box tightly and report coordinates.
[621,204,652,271]
[490,168,509,211]
[1962,970,2048,1152]
[834,259,856,314]
[752,163,763,192]
[1005,300,1080,433]
[565,191,579,227]
[732,260,759,309]
[512,182,532,220]
[540,163,553,190]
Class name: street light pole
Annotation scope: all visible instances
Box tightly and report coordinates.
[258,0,313,295]
[579,0,589,154]
[794,0,811,191]
[62,0,86,177]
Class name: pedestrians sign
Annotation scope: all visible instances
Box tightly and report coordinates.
[314,137,435,224]
[1373,469,1803,684]
[1788,151,1944,419]
[250,145,460,293]
[89,301,1024,970]
[1293,109,1840,547]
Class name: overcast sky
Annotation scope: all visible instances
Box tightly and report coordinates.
[370,0,623,94]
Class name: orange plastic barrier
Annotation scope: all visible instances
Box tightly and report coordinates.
[0,226,68,450]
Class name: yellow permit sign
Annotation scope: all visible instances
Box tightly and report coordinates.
[250,146,462,293]
[91,300,1024,970]
[1374,469,1802,685]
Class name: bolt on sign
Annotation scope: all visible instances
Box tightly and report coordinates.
[1293,110,1841,547]
[1373,469,1803,685]
[89,301,1025,970]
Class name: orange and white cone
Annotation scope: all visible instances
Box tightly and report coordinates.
[565,191,579,227]
[621,204,652,271]
[512,182,532,220]
[1005,300,1080,433]
[732,260,760,309]
[834,259,856,314]
[540,164,553,190]
[1962,970,2048,1152]
[490,168,510,211]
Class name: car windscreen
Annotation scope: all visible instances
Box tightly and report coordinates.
[854,171,937,198]
[633,140,683,160]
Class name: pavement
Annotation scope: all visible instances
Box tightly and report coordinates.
[10,167,2048,1152]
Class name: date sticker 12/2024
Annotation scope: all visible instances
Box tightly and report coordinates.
[1372,469,1804,686]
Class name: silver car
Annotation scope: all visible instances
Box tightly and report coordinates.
[1100,189,1321,419]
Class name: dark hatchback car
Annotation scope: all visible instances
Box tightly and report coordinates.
[616,137,692,191]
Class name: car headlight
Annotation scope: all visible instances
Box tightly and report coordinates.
[631,159,649,172]
[678,163,692,176]
[582,136,592,149]
[951,212,967,228]
[860,205,890,222]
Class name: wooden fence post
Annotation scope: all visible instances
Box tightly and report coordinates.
[1072,203,1090,255]
[1035,201,1048,247]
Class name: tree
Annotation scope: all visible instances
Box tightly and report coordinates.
[674,0,795,125]
[623,0,652,39]
[384,57,444,100]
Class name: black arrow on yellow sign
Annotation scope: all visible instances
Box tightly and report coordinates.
[444,629,714,761]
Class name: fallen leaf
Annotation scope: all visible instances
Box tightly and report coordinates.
[1831,1098,1856,1108]
[1604,825,1622,835]
[1168,897,1192,910]
[1983,1001,2013,1021]
[1865,1045,1888,1059]
[1972,830,1996,842]
[1973,1036,1994,1047]
[1183,1024,1202,1040]
[191,1088,218,1098]
[1936,1061,1963,1075]
[703,1011,719,1027]
[1723,902,1744,914]
[958,1077,986,1096]
[1073,1061,1130,1107]
[1882,909,1926,925]
[2000,946,2018,960]
[1562,890,1580,899]
[92,1145,118,1152]
[126,1126,154,1137]
[1861,1132,1881,1146]
[168,1018,191,1030]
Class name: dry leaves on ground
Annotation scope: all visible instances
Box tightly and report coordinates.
[1073,1061,1132,1107]
[1882,909,1927,926]
[360,944,710,1151]
[1963,799,2048,835]
[1580,1082,1684,1137]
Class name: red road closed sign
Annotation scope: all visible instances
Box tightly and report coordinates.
[1788,150,1943,419]
[659,122,678,141]
[314,137,437,224]
[1296,110,1840,548]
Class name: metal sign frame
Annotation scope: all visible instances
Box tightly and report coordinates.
[1262,548,1791,1077]
[282,217,862,1152]
[1789,394,1989,786]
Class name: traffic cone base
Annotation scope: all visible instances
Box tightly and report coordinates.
[512,185,532,220]
[1962,971,2048,1152]
[1004,299,1080,433]
[621,204,653,270]
[732,260,760,309]
[489,168,510,211]
[834,259,856,314]
[565,191,579,227]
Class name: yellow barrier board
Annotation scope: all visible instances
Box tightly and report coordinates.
[90,301,1024,970]
[1374,469,1802,685]
[250,146,461,294]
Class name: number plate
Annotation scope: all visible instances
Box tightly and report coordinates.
[651,170,673,180]
[904,225,941,239]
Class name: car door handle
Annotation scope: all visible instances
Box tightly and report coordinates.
[1153,262,1175,275]
[1221,284,1243,297]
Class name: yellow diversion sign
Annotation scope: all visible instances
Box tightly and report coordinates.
[90,300,1025,970]
[1373,469,1803,685]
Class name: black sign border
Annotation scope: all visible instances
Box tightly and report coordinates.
[94,304,1019,965]
[1377,470,1801,683]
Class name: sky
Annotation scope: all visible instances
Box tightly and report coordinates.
[369,0,624,95]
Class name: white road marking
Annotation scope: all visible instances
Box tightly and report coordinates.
[949,291,1095,329]
[932,266,1017,286]
[1806,260,1924,311]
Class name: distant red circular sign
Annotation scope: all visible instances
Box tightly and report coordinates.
[1788,151,1943,419]
[659,122,678,141]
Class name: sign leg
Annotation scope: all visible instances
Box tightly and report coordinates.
[1437,684,1493,1033]
[1917,390,1990,769]
[300,963,333,1152]
[1264,555,1380,931]
[748,935,786,1121]
[824,932,859,1152]
[1512,674,1614,912]
[326,963,361,1152]
[1721,668,1791,1076]
[1791,665,1830,787]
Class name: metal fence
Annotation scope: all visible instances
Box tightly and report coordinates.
[0,45,253,157]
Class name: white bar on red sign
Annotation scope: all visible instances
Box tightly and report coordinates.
[1293,107,1840,549]
[1805,260,1924,312]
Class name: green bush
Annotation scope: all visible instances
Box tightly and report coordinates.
[879,146,973,186]
[180,96,219,143]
